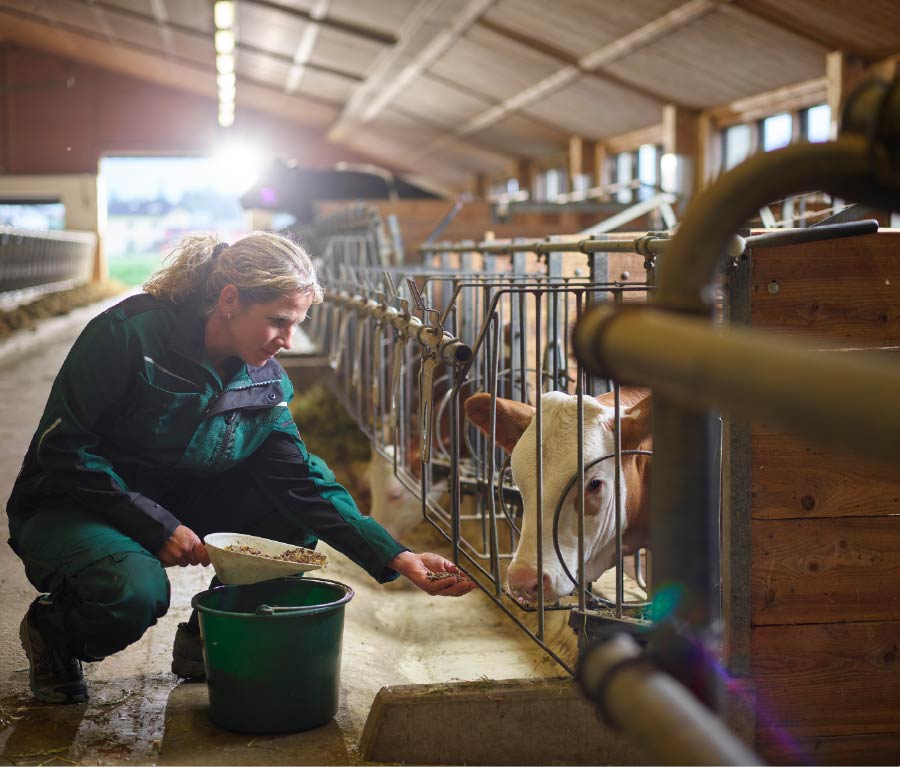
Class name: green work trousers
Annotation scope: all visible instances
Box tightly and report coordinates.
[9,465,320,662]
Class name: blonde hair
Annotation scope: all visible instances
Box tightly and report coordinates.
[143,231,324,313]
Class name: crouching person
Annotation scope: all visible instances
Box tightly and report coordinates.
[6,231,474,704]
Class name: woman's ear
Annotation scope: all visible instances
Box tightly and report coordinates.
[217,284,240,318]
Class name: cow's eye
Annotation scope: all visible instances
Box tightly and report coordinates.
[587,477,603,492]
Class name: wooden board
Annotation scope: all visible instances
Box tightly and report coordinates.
[751,433,900,520]
[751,232,900,348]
[751,620,900,738]
[751,517,900,625]
[757,731,900,766]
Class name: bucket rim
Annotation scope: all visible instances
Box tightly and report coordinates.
[190,576,354,618]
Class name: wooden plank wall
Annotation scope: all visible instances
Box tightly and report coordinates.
[748,231,900,765]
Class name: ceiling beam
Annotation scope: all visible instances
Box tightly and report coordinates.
[62,0,364,82]
[726,1,870,58]
[241,0,397,47]
[284,0,329,94]
[476,17,682,107]
[328,0,498,142]
[0,8,339,127]
[407,0,724,163]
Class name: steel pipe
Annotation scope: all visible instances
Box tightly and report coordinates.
[579,634,759,766]
[574,306,900,469]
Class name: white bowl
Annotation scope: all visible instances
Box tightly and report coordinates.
[204,532,326,585]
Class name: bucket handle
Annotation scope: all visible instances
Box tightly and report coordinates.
[255,603,346,616]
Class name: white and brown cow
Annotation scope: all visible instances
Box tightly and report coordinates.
[465,388,652,604]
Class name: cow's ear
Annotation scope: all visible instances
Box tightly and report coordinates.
[464,393,535,452]
[619,402,652,449]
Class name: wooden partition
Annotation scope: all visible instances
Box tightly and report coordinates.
[735,231,900,765]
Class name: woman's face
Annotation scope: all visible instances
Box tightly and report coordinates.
[227,291,314,367]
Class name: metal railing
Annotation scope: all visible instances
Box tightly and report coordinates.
[0,227,96,307]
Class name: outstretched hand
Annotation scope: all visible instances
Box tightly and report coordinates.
[158,524,211,567]
[388,551,476,597]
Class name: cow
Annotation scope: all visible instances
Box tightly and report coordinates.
[464,388,652,605]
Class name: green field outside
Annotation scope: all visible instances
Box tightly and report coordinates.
[107,253,164,287]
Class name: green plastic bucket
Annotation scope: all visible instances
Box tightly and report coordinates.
[191,576,354,733]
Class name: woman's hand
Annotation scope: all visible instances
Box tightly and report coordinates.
[387,551,476,597]
[158,525,211,567]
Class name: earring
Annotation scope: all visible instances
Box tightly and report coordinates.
[225,313,231,320]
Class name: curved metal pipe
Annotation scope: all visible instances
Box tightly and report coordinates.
[655,134,893,312]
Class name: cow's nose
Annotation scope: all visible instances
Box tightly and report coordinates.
[507,563,550,597]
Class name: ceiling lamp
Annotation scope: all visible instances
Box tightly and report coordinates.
[214,2,236,127]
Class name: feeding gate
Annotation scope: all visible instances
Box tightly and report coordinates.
[307,208,680,673]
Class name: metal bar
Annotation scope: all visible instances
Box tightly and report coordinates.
[534,292,545,640]
[579,634,759,766]
[574,305,900,470]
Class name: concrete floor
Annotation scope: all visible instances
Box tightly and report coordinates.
[0,299,572,766]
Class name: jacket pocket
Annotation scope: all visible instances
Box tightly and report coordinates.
[129,373,206,439]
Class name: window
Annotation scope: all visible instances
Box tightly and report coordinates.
[615,152,634,204]
[723,124,752,170]
[803,104,831,143]
[762,113,792,152]
[637,144,659,201]
[0,202,65,230]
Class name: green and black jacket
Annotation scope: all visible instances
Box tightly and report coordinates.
[7,293,405,582]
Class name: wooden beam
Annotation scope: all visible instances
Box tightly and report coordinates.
[515,158,537,197]
[567,136,595,181]
[705,77,828,128]
[476,16,681,107]
[241,0,397,46]
[0,8,338,128]
[409,0,720,162]
[63,0,364,82]
[827,51,868,140]
[604,123,664,154]
[593,143,609,187]
[727,1,870,59]
[328,0,497,141]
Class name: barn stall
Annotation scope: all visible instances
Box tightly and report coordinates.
[0,1,900,765]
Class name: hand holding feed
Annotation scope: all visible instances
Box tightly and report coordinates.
[388,551,476,597]
[158,525,211,567]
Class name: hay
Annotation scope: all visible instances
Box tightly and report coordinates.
[0,281,127,340]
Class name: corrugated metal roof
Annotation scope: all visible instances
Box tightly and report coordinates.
[737,0,900,59]
[4,0,900,191]
[391,73,493,128]
[521,75,663,139]
[427,23,562,102]
[603,5,826,109]
[482,0,687,60]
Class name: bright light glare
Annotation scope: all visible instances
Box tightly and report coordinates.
[218,112,235,128]
[217,72,236,92]
[215,29,235,54]
[212,142,263,194]
[216,54,234,75]
[214,1,235,29]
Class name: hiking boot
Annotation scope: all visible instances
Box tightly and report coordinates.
[19,597,88,704]
[171,622,205,680]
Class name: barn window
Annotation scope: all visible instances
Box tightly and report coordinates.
[637,144,660,201]
[615,152,635,203]
[762,113,792,151]
[723,124,753,170]
[803,104,831,143]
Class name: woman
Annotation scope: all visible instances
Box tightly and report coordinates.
[7,231,474,705]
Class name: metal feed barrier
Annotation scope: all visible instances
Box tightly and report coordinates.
[0,227,96,308]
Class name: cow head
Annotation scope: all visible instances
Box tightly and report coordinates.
[465,389,651,604]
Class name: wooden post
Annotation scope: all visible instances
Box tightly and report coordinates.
[568,136,596,190]
[662,104,700,196]
[593,143,608,189]
[473,171,491,200]
[515,158,536,199]
[826,50,868,139]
